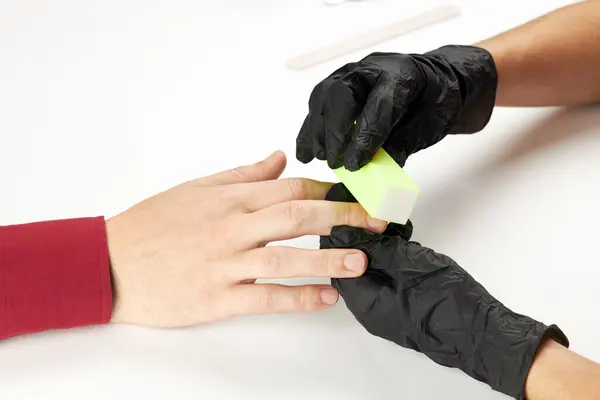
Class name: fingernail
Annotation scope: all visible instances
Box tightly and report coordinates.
[320,288,339,305]
[344,253,366,272]
[368,217,388,232]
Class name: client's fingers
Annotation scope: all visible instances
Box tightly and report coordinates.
[226,246,367,280]
[241,200,387,247]
[234,178,333,212]
[200,151,287,186]
[229,284,339,316]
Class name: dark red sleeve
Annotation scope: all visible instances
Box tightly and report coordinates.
[0,217,113,339]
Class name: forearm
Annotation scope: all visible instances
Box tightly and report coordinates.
[525,340,600,399]
[475,1,600,106]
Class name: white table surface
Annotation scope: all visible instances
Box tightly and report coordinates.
[0,0,597,398]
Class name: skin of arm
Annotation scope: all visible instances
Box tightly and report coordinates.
[475,0,600,106]
[525,340,600,399]
[479,6,600,392]
[478,2,600,395]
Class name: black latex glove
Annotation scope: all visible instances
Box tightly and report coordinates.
[296,45,497,170]
[320,183,569,399]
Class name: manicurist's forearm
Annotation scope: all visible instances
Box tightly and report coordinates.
[476,1,600,107]
[525,339,600,399]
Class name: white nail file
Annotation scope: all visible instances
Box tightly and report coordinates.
[286,5,461,70]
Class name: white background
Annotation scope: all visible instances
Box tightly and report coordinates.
[0,0,597,399]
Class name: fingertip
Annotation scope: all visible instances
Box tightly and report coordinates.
[315,147,326,161]
[343,251,367,275]
[343,147,365,171]
[296,117,315,164]
[270,149,286,164]
[368,217,388,233]
[264,150,287,176]
[327,155,343,170]
[356,151,372,169]
[296,152,314,164]
[344,158,360,172]
[320,287,339,306]
[296,147,314,164]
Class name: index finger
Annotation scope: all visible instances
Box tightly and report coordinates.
[323,82,361,169]
[296,62,369,167]
[345,74,420,171]
[232,178,333,212]
[240,200,387,247]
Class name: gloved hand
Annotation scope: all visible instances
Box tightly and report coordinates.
[296,45,498,170]
[320,183,569,399]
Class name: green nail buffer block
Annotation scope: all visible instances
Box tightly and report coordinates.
[333,149,421,224]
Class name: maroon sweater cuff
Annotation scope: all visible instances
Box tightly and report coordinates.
[0,217,113,339]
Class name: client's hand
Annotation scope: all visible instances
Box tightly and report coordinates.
[320,183,568,399]
[106,151,386,328]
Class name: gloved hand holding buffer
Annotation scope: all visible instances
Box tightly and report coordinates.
[320,183,569,399]
[297,45,498,170]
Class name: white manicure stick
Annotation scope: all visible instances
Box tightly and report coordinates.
[286,5,461,70]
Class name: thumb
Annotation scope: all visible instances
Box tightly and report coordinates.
[200,150,287,186]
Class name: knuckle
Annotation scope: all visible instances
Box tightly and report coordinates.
[340,203,359,226]
[287,178,309,200]
[318,251,336,275]
[231,166,249,180]
[309,83,326,106]
[342,61,357,70]
[261,250,282,275]
[335,61,359,76]
[206,219,231,244]
[282,201,309,229]
[402,68,416,82]
[255,289,277,313]
[232,160,266,181]
[341,204,352,226]
[296,287,319,311]
[350,205,369,227]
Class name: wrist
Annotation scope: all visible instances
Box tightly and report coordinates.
[461,302,568,399]
[525,339,567,399]
[105,216,126,324]
[424,45,498,135]
[525,338,600,400]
